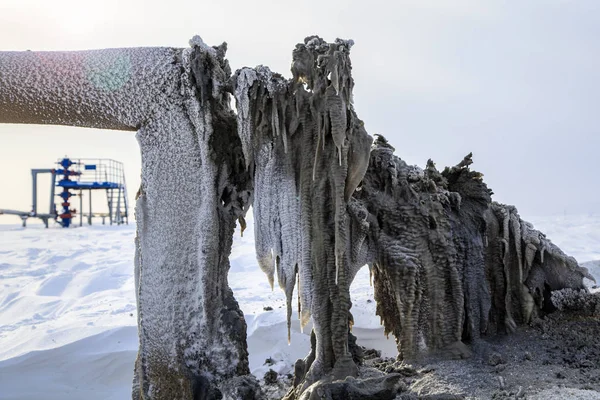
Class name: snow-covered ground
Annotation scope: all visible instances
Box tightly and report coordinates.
[0,214,598,399]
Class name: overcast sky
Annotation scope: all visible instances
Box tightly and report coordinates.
[1,0,598,223]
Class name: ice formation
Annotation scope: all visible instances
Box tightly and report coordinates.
[352,138,594,362]
[231,37,592,398]
[232,37,373,398]
[0,35,594,400]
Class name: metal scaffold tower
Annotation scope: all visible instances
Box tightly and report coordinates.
[0,157,129,228]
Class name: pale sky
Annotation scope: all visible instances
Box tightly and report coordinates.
[1,0,599,224]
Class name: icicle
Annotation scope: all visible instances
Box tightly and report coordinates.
[502,212,510,244]
[322,115,326,151]
[522,284,534,324]
[317,111,322,143]
[525,243,537,268]
[281,113,288,153]
[287,291,292,345]
[355,239,364,262]
[344,123,372,201]
[313,128,322,181]
[327,91,347,160]
[271,97,280,137]
[238,216,246,238]
[501,238,509,262]
[510,213,523,284]
[300,309,311,331]
[233,68,258,169]
[295,93,301,120]
[335,253,339,285]
[297,272,301,319]
[258,253,275,291]
[322,113,329,151]
[331,64,340,95]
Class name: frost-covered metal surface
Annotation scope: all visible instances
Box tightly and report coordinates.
[133,37,256,399]
[0,47,181,130]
